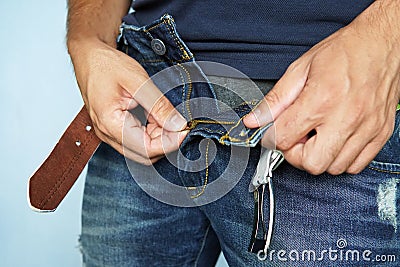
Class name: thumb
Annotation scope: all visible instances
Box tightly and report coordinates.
[243,62,310,128]
[122,74,187,132]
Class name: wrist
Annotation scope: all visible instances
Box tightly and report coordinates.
[67,36,116,62]
[68,36,97,57]
[67,27,119,50]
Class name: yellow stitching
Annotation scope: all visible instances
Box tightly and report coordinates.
[191,139,211,198]
[219,100,266,144]
[177,70,186,118]
[178,63,193,120]
[127,17,192,62]
[191,119,236,126]
[219,125,267,145]
[368,166,400,174]
[165,18,191,60]
[144,22,164,33]
[168,18,190,60]
[184,119,236,132]
[144,17,190,61]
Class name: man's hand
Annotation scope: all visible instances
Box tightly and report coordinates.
[244,0,400,175]
[67,0,187,165]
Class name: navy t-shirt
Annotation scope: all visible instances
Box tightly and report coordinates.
[125,0,374,79]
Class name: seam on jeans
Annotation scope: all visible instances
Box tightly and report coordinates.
[176,69,187,119]
[164,17,191,61]
[186,120,236,135]
[168,16,191,61]
[368,166,400,174]
[144,22,164,33]
[219,100,265,145]
[220,125,266,145]
[189,119,236,128]
[191,140,211,199]
[142,16,191,62]
[178,63,194,120]
[194,224,212,267]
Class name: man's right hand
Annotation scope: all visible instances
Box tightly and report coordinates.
[68,39,188,165]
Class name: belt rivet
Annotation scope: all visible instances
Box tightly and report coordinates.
[151,39,166,55]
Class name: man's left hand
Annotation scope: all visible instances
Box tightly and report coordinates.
[244,0,400,175]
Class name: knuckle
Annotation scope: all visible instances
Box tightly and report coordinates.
[152,96,172,121]
[327,165,346,176]
[277,137,292,151]
[347,166,363,175]
[302,157,325,175]
[264,90,281,106]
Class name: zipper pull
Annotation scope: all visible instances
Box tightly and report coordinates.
[249,149,284,192]
[248,149,284,259]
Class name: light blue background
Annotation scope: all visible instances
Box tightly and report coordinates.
[0,1,227,266]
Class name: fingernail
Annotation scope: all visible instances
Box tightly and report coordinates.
[169,113,187,131]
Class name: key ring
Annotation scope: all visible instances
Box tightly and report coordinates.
[248,150,283,260]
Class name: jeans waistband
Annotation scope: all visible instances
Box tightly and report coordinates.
[119,14,274,148]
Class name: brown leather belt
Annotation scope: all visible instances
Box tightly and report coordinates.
[28,106,101,212]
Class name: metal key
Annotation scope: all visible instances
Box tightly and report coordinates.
[248,149,284,260]
[249,149,284,193]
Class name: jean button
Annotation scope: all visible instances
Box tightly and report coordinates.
[151,39,166,55]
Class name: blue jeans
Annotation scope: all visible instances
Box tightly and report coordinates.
[80,14,400,266]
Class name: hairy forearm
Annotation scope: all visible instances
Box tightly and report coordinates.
[67,0,131,53]
[354,0,400,49]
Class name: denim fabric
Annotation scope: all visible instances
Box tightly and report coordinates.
[80,14,400,267]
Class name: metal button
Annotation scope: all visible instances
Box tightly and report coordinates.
[151,39,166,55]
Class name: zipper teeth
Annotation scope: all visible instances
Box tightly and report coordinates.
[187,119,236,130]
